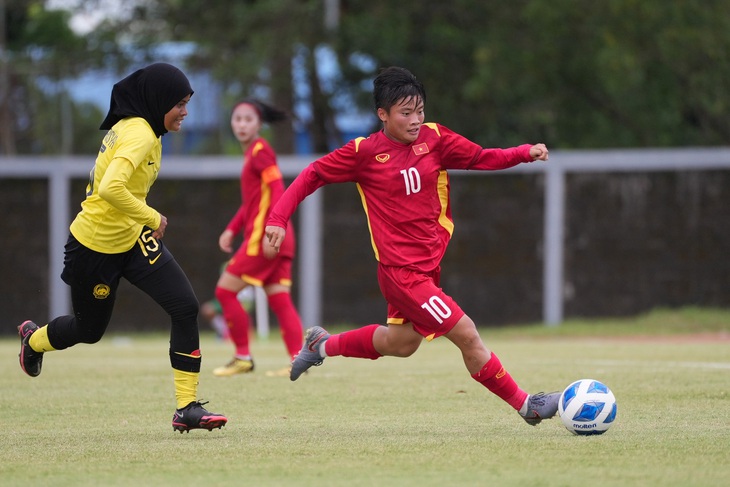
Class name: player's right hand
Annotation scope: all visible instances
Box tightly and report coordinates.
[530,143,549,161]
[265,225,286,253]
[219,229,235,253]
[153,213,167,239]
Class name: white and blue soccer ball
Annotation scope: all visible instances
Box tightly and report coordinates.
[558,379,617,435]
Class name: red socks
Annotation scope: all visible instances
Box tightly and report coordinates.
[317,327,526,411]
[267,292,304,360]
[215,287,250,356]
[324,324,381,360]
[471,353,528,410]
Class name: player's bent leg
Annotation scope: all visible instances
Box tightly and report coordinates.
[448,316,559,425]
[289,323,421,381]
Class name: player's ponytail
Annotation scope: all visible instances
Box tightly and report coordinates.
[232,99,288,124]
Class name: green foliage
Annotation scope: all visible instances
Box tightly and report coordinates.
[333,0,730,148]
[138,0,330,152]
[3,0,730,153]
[0,1,110,154]
[21,3,82,49]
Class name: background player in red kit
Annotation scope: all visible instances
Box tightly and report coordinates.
[213,99,304,377]
[265,66,558,425]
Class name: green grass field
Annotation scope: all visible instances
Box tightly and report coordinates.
[1,308,728,487]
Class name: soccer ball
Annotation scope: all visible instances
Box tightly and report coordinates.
[558,379,617,435]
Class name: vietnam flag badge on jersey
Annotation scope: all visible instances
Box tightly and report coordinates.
[412,143,429,155]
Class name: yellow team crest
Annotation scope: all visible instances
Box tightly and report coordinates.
[93,284,111,299]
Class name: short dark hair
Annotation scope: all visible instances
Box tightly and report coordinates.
[373,67,426,112]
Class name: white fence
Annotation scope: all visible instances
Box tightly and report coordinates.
[2,148,730,331]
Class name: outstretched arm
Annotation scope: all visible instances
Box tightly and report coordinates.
[465,143,549,171]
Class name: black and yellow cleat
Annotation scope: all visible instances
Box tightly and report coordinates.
[18,320,43,377]
[172,401,227,433]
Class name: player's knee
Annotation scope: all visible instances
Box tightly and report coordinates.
[181,298,199,319]
[215,286,235,303]
[168,294,199,322]
[462,328,482,348]
[446,319,484,352]
[391,339,421,357]
[79,329,105,344]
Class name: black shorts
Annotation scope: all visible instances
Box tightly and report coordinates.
[61,227,174,287]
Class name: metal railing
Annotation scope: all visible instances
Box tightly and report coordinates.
[3,147,730,330]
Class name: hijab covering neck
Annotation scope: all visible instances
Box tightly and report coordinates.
[100,63,193,137]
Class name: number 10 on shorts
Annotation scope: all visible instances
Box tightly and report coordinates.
[421,295,452,324]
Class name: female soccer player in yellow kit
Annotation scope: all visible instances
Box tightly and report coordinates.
[17,63,227,433]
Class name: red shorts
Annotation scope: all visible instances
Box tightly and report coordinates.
[377,264,465,340]
[225,245,293,287]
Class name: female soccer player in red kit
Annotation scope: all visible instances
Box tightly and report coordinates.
[213,99,304,377]
[265,66,559,425]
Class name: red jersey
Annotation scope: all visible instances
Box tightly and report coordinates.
[228,137,294,258]
[267,123,534,272]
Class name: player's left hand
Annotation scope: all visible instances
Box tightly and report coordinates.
[265,225,286,253]
[530,143,549,161]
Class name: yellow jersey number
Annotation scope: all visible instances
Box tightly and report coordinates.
[137,229,162,265]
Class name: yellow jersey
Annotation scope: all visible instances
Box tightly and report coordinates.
[70,117,163,253]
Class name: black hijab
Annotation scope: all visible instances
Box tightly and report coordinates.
[99,63,193,137]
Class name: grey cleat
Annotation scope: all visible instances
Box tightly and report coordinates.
[290,326,330,381]
[520,391,560,425]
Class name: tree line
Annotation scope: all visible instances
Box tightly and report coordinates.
[1,0,728,155]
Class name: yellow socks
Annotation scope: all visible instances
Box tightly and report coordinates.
[29,325,56,353]
[173,369,200,410]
